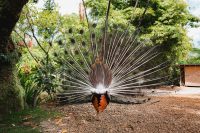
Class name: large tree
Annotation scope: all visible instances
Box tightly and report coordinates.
[0,0,28,117]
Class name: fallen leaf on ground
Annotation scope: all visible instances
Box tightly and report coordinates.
[54,118,63,125]
[61,129,67,133]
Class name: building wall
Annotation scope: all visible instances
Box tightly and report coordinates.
[184,66,200,86]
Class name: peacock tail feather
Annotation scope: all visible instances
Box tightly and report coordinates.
[53,0,170,113]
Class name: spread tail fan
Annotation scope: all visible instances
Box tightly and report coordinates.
[54,0,170,113]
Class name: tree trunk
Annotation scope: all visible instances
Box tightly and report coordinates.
[0,63,24,116]
[0,0,28,118]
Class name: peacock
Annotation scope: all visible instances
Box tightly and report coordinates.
[53,0,169,113]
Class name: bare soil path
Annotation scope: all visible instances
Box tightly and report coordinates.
[40,96,200,133]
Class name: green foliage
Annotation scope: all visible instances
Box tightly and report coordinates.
[17,47,59,107]
[13,2,91,106]
[86,0,199,82]
[180,48,200,64]
[184,57,200,64]
[13,3,58,107]
[44,0,55,11]
[35,10,60,41]
[191,47,200,58]
[86,0,134,31]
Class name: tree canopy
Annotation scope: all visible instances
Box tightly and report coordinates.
[86,0,199,63]
[85,0,199,82]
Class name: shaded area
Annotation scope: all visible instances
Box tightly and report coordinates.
[57,93,149,105]
[0,107,60,133]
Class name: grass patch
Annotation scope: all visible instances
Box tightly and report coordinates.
[0,107,60,133]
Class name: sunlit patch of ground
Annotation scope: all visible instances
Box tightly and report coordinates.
[148,86,200,99]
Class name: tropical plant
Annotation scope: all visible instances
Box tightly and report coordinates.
[13,1,91,107]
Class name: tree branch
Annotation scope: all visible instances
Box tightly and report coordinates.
[25,9,48,56]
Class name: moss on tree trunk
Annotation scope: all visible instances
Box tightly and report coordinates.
[0,0,28,118]
[0,64,25,118]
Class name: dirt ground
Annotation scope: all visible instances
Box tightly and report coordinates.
[40,96,200,133]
